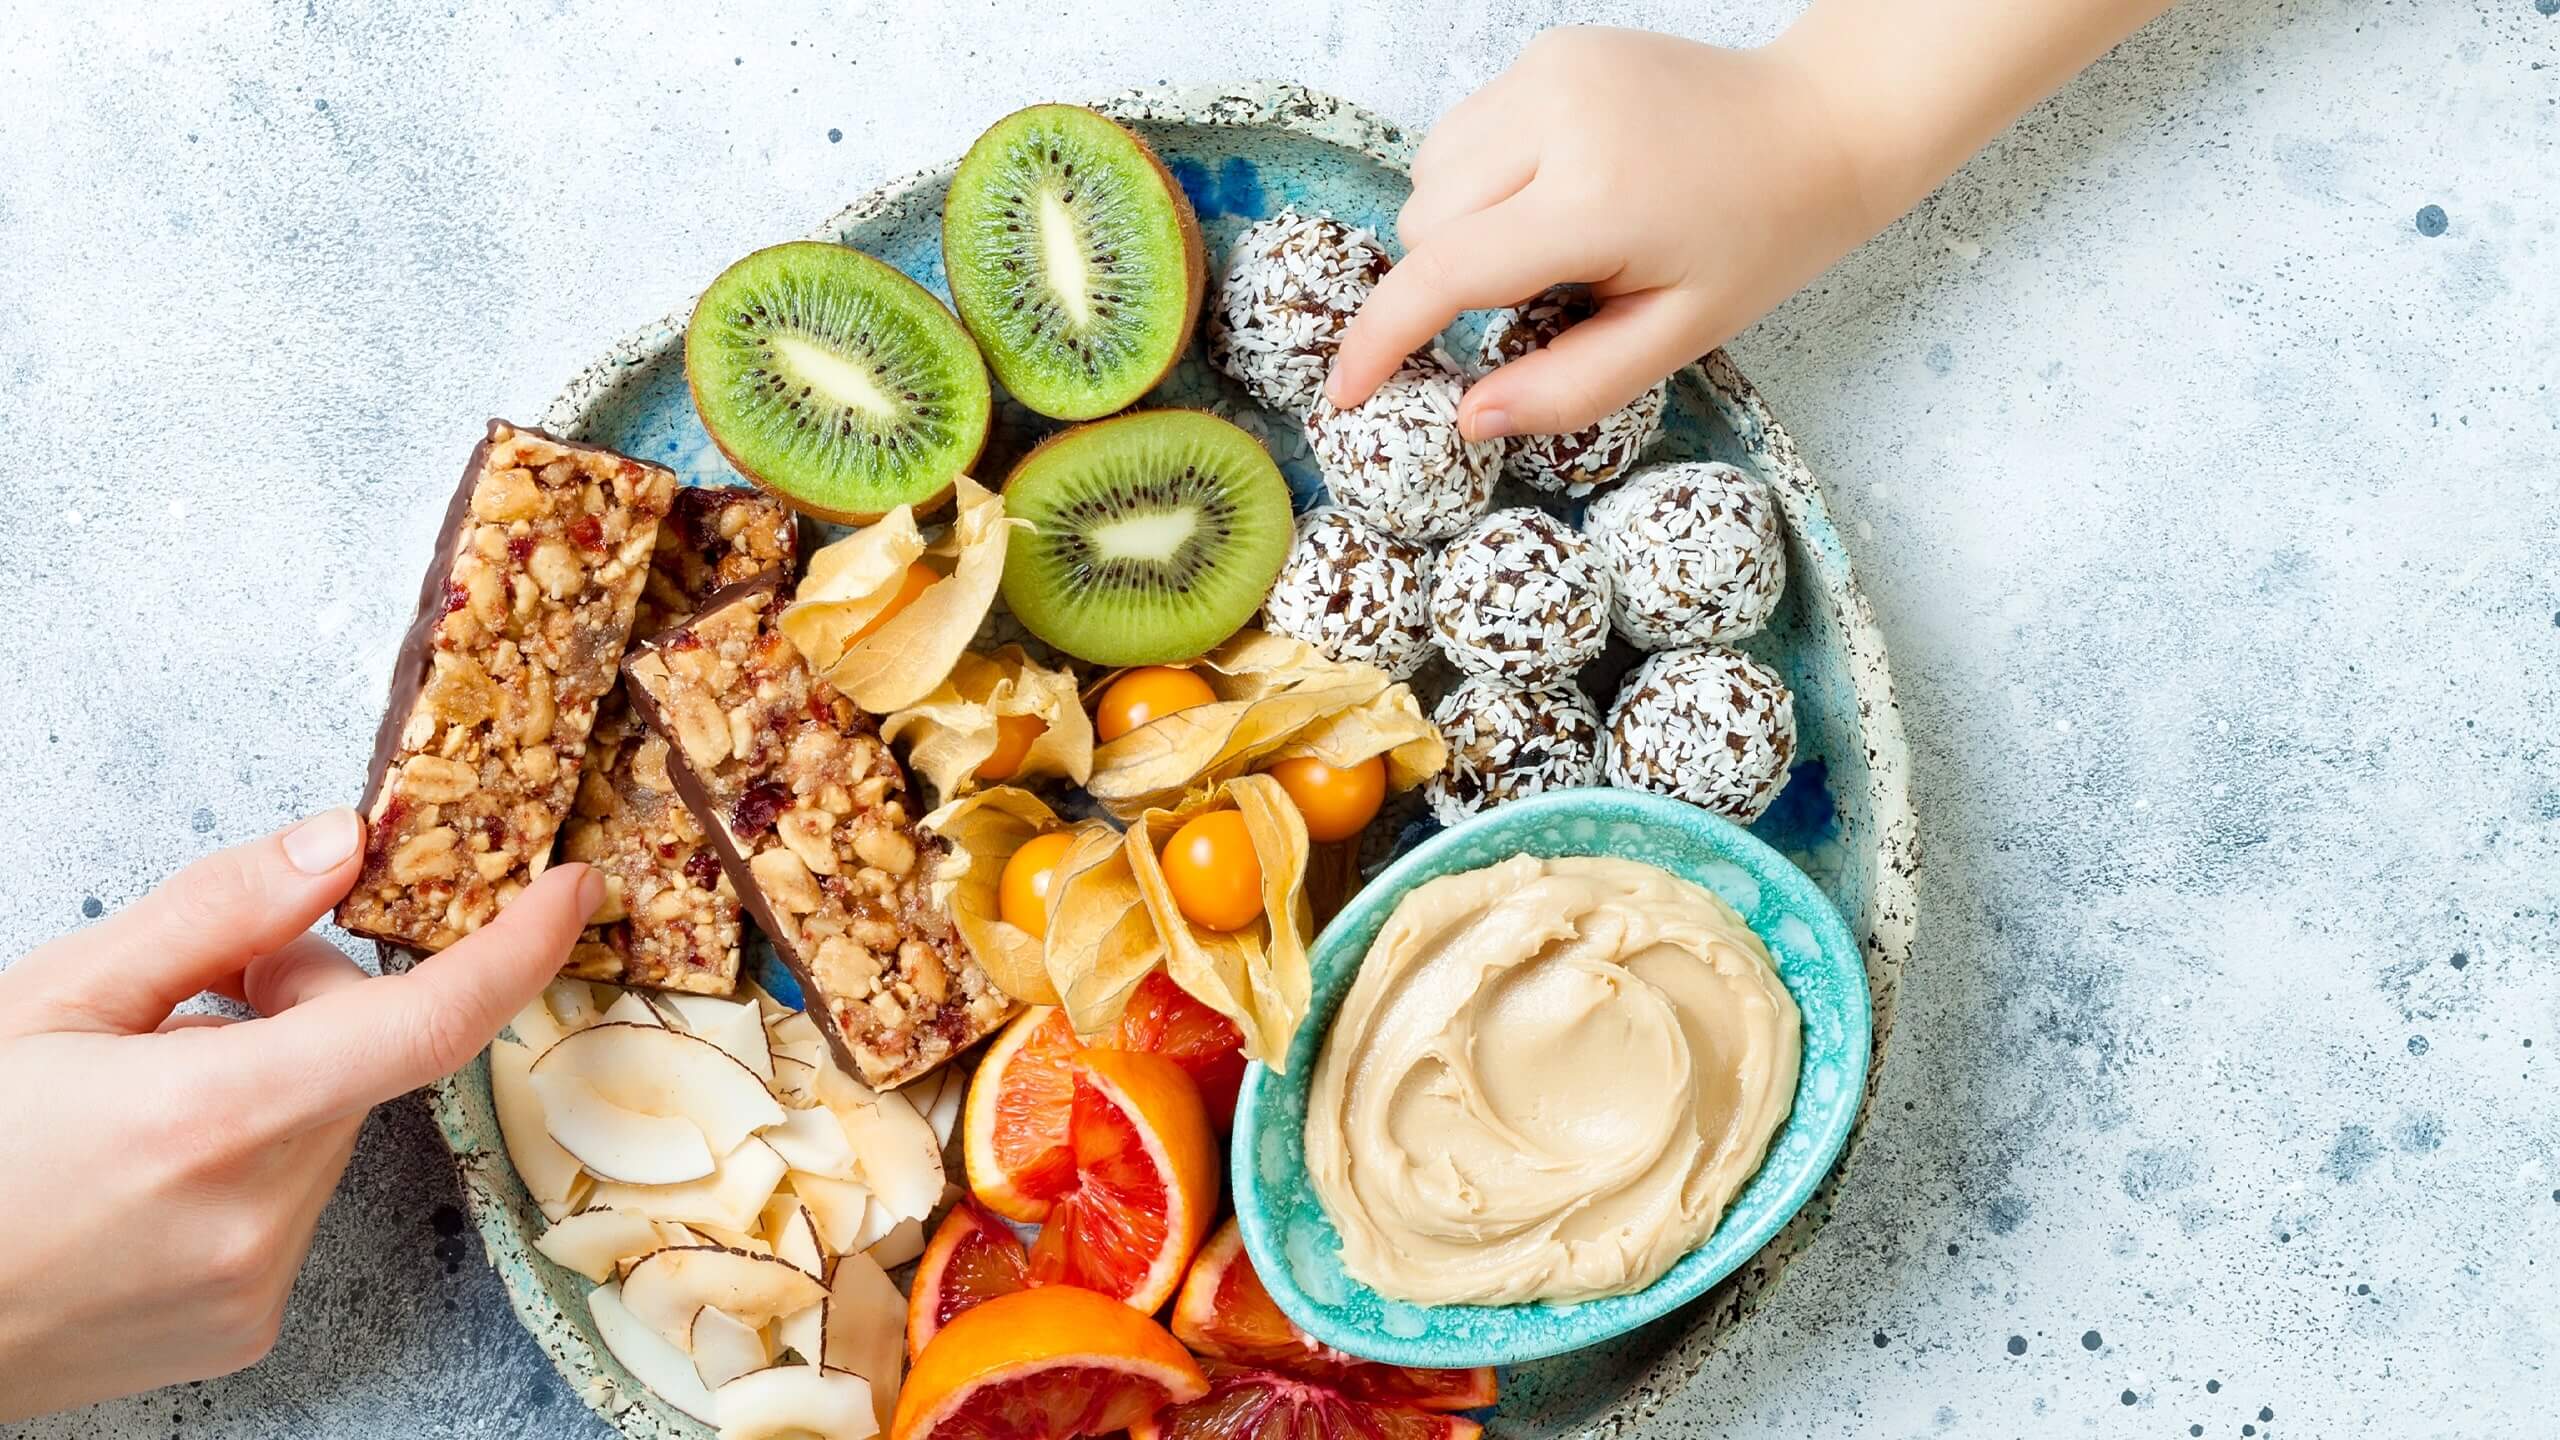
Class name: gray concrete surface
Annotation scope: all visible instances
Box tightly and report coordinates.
[3,0,2553,1435]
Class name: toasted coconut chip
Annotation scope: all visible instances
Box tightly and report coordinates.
[765,1104,860,1179]
[920,786,1102,1006]
[814,1066,945,1223]
[621,1245,827,1351]
[791,1173,882,1255]
[824,1253,905,1427]
[1085,629,1442,819]
[508,992,569,1053]
[883,645,1094,804]
[866,1215,926,1271]
[529,1071,716,1186]
[590,1137,789,1233]
[600,988,666,1028]
[545,978,605,1030]
[533,1208,663,1283]
[530,1023,784,1154]
[712,1365,878,1440]
[490,1038,583,1217]
[779,475,1025,713]
[1122,775,1314,1070]
[768,1203,827,1279]
[590,1280,720,1426]
[690,1305,774,1392]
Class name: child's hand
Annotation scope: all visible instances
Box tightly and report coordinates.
[0,810,600,1421]
[1330,5,2176,439]
[1328,27,1876,441]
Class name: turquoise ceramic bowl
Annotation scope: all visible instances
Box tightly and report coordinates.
[1232,788,1872,1370]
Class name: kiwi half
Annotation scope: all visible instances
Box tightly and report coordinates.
[943,105,1205,421]
[685,241,991,523]
[999,410,1292,666]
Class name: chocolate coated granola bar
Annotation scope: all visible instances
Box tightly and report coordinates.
[558,488,798,994]
[338,421,675,952]
[621,578,1013,1087]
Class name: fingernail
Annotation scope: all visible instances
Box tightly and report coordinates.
[1468,408,1513,441]
[283,808,361,874]
[573,865,607,919]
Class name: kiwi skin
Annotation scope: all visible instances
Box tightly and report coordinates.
[684,242,990,526]
[999,408,1291,667]
[943,104,1207,422]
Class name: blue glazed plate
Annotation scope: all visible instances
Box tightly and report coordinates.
[430,82,1917,1440]
[1233,788,1871,1369]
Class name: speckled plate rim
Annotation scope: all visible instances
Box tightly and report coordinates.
[427,80,1919,1440]
[1232,786,1872,1368]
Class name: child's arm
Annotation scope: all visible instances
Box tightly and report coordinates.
[1328,2,2180,439]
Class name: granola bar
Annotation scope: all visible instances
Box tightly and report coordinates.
[559,488,798,994]
[621,578,1014,1087]
[338,421,676,952]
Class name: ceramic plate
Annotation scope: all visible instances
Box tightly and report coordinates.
[426,81,1917,1440]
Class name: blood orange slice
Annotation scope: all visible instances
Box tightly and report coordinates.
[907,1197,1031,1360]
[1171,1221,1497,1412]
[893,1285,1208,1440]
[1025,1049,1217,1314]
[1127,1364,1484,1440]
[966,973,1244,1224]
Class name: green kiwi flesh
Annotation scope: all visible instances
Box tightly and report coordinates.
[685,241,991,522]
[999,410,1292,667]
[943,105,1205,421]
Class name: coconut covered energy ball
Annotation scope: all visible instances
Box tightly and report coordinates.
[1584,461,1787,649]
[1305,353,1501,542]
[1209,209,1394,416]
[1478,287,1668,496]
[1261,508,1435,679]
[1605,645,1796,821]
[1427,508,1612,685]
[1424,674,1606,826]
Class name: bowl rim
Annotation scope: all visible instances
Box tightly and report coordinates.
[1230,786,1874,1368]
[433,78,1920,1440]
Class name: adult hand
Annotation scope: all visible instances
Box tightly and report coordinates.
[0,808,600,1421]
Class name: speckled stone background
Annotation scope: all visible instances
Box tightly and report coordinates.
[2,1,2552,1436]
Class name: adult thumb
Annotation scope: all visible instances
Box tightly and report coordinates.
[223,863,603,1135]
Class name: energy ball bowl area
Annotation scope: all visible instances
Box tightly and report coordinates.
[427,82,1916,1440]
[1230,788,1871,1370]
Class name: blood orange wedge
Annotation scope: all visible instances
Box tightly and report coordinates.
[1171,1221,1498,1412]
[908,1197,1032,1360]
[1127,1364,1484,1440]
[1025,1049,1217,1314]
[966,973,1243,1224]
[892,1285,1207,1440]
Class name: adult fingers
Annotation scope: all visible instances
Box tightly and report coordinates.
[1458,288,1707,440]
[8,809,365,1035]
[1325,189,1603,408]
[241,934,372,1017]
[216,863,602,1136]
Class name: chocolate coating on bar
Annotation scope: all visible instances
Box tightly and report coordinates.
[621,580,1013,1087]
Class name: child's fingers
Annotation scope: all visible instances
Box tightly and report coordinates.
[5,809,366,1036]
[1395,149,1537,259]
[212,863,601,1138]
[1459,288,1706,440]
[1327,191,1599,408]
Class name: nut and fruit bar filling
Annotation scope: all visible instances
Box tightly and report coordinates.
[621,578,1015,1088]
[559,488,797,994]
[338,421,677,952]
